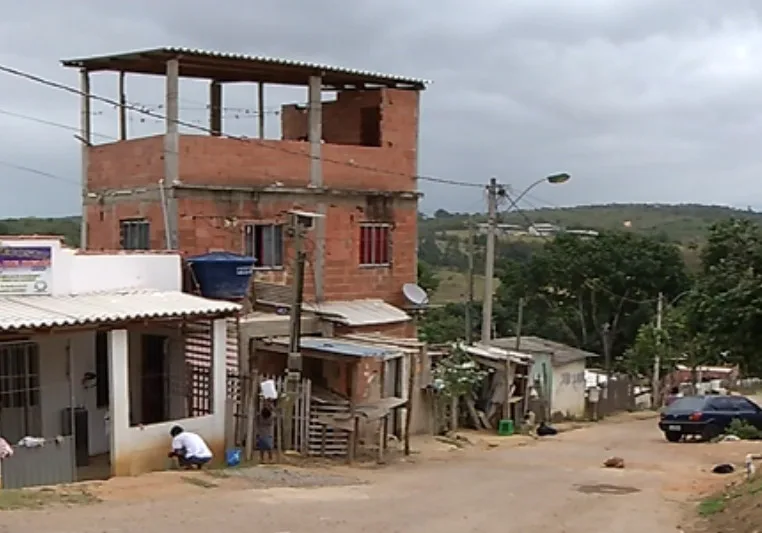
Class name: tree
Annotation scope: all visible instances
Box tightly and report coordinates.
[496,231,690,363]
[417,260,440,295]
[684,218,762,374]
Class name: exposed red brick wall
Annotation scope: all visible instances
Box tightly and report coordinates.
[282,90,384,146]
[88,137,166,190]
[87,193,417,305]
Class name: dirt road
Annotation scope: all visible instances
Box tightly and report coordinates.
[2,417,757,532]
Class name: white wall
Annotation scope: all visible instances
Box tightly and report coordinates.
[31,325,187,458]
[551,359,587,419]
[0,238,182,295]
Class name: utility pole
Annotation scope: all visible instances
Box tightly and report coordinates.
[465,218,475,344]
[514,297,524,350]
[652,292,664,407]
[284,212,307,451]
[603,322,612,383]
[481,178,499,343]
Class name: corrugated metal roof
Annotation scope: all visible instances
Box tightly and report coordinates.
[0,290,241,332]
[490,336,598,365]
[303,299,410,327]
[61,47,429,89]
[462,343,533,365]
[265,336,402,359]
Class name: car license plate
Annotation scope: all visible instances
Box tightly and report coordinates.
[668,425,681,431]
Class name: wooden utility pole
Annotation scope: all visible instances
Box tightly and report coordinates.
[603,322,612,382]
[481,178,499,342]
[465,219,475,344]
[652,292,664,407]
[403,349,417,455]
[514,297,524,350]
[284,213,307,451]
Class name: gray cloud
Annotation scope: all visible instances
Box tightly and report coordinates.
[2,0,762,217]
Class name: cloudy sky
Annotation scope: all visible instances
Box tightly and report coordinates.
[1,0,762,217]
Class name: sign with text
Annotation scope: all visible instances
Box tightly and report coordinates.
[0,246,52,295]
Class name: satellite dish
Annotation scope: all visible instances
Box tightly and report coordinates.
[403,283,429,306]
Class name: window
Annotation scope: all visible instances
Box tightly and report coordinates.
[244,223,284,269]
[0,342,40,409]
[95,331,109,408]
[729,397,761,412]
[359,224,391,266]
[120,219,150,250]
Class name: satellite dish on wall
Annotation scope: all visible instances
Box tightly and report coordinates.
[403,283,429,306]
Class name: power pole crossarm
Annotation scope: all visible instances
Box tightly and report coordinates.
[481,178,498,343]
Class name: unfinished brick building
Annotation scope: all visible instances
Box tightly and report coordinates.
[61,48,427,317]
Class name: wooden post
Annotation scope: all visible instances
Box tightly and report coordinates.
[502,360,511,421]
[450,395,458,432]
[348,362,357,464]
[377,418,385,464]
[404,351,417,455]
[244,341,259,462]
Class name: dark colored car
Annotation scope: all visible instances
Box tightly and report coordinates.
[658,395,762,442]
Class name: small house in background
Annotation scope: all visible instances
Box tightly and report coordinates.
[489,336,597,420]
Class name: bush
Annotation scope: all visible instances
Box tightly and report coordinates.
[726,418,762,440]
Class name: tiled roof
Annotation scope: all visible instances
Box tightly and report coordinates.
[0,290,241,332]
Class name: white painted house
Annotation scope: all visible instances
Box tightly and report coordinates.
[0,237,239,488]
[490,336,596,420]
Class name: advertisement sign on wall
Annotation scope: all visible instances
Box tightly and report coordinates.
[0,246,52,295]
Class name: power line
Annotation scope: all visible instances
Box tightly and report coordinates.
[0,160,79,186]
[0,63,481,190]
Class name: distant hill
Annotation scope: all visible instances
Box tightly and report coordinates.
[421,203,762,243]
[0,216,80,246]
[0,204,758,252]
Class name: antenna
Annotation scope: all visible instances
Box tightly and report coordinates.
[402,283,429,306]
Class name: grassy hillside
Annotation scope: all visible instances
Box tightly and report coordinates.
[0,216,80,246]
[422,203,762,244]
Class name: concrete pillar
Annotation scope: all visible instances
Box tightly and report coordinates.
[209,81,222,136]
[118,71,127,140]
[164,59,180,250]
[257,81,265,139]
[79,69,91,250]
[108,328,129,477]
[212,318,227,417]
[308,76,325,301]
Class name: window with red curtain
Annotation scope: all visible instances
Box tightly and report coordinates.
[359,224,391,265]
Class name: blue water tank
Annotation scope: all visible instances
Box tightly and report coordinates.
[187,252,255,300]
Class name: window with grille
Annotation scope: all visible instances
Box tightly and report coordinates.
[244,223,284,269]
[120,219,150,250]
[359,223,391,266]
[0,342,40,409]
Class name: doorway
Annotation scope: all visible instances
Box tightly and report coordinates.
[141,335,168,425]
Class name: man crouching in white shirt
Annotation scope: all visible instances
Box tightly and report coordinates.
[168,425,213,470]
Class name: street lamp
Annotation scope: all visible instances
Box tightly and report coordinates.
[506,173,571,208]
[481,172,571,343]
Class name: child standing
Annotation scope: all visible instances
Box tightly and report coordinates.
[256,406,275,463]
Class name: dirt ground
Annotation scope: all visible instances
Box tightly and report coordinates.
[2,414,761,532]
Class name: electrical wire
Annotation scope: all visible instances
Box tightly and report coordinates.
[0,63,482,190]
[2,62,645,305]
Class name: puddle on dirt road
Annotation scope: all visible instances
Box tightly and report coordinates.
[575,483,641,495]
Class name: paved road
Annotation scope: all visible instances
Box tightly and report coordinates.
[3,417,753,533]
